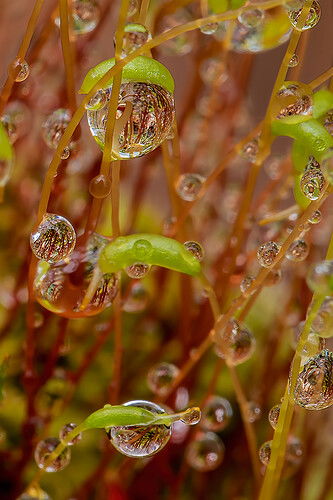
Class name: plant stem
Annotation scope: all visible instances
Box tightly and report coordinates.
[59,0,77,114]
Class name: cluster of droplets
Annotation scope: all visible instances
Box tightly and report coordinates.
[293,349,333,410]
[86,82,175,159]
[300,157,325,200]
[107,400,201,458]
[214,318,256,365]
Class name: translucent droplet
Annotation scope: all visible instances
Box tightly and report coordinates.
[214,319,256,365]
[257,241,281,267]
[2,101,30,143]
[30,213,76,264]
[175,173,205,201]
[293,350,333,410]
[147,362,179,396]
[85,89,107,111]
[87,83,175,159]
[259,440,272,465]
[288,0,321,31]
[89,174,112,198]
[240,276,255,296]
[126,263,150,279]
[241,137,259,163]
[1,114,18,144]
[123,282,149,313]
[268,404,280,429]
[312,297,333,338]
[245,401,261,423]
[186,432,224,471]
[238,9,265,28]
[300,164,325,200]
[180,407,201,425]
[13,59,30,82]
[107,400,171,457]
[201,396,232,431]
[183,241,204,261]
[34,437,71,472]
[61,146,71,160]
[59,423,82,446]
[271,82,313,121]
[308,209,322,224]
[286,239,309,262]
[292,320,325,357]
[288,53,299,67]
[306,260,333,294]
[42,109,71,150]
[286,436,303,465]
[200,23,219,35]
[34,233,118,318]
[17,485,50,500]
[121,23,151,55]
[72,0,100,34]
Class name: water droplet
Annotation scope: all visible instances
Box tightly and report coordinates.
[85,89,107,111]
[272,82,313,120]
[259,440,272,465]
[186,432,224,471]
[42,109,71,150]
[59,423,82,446]
[214,319,256,365]
[240,276,255,296]
[288,0,321,31]
[301,164,325,200]
[180,407,201,425]
[17,486,51,500]
[1,114,18,144]
[241,137,259,163]
[286,436,303,465]
[286,239,309,262]
[238,9,265,28]
[13,59,30,82]
[308,209,322,224]
[292,320,325,357]
[34,437,71,472]
[133,239,153,260]
[293,350,333,410]
[61,146,71,160]
[34,312,44,328]
[312,297,333,338]
[183,241,204,261]
[200,23,219,35]
[30,214,76,264]
[72,0,100,34]
[87,83,175,159]
[123,282,149,313]
[89,174,112,198]
[245,401,261,423]
[257,241,281,267]
[306,260,333,294]
[121,23,151,55]
[107,400,171,457]
[288,53,299,67]
[268,404,281,429]
[34,233,118,318]
[201,396,232,431]
[175,173,205,201]
[126,263,150,279]
[147,362,179,396]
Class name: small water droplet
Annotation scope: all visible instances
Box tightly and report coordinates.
[245,401,261,423]
[147,362,179,396]
[180,407,201,425]
[301,164,325,200]
[306,260,333,294]
[175,173,205,201]
[259,440,272,465]
[214,319,256,365]
[85,89,107,111]
[286,239,309,262]
[288,53,299,67]
[34,437,71,472]
[59,423,82,446]
[308,209,322,224]
[268,404,281,429]
[120,23,151,55]
[241,137,259,163]
[13,59,30,82]
[186,432,224,471]
[257,241,281,267]
[240,276,255,296]
[126,263,150,279]
[42,109,71,150]
[200,23,219,35]
[183,241,204,261]
[238,9,265,28]
[201,396,232,431]
[89,174,112,198]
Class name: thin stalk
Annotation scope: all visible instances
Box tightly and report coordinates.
[59,0,77,114]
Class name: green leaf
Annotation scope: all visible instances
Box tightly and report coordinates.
[0,122,13,161]
[82,404,163,430]
[79,56,175,95]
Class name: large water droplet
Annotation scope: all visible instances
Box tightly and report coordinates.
[288,0,321,31]
[59,423,82,446]
[34,437,71,472]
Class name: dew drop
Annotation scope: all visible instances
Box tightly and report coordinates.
[241,137,259,163]
[59,423,82,446]
[306,260,333,295]
[30,213,76,264]
[147,362,179,396]
[245,401,261,423]
[42,109,71,150]
[312,297,333,338]
[308,209,322,224]
[214,319,256,365]
[300,164,325,200]
[201,396,233,431]
[293,350,333,410]
[257,241,281,267]
[286,239,309,262]
[183,241,204,261]
[200,23,219,35]
[61,146,71,160]
[180,407,201,425]
[186,432,224,471]
[268,404,281,429]
[89,174,112,198]
[121,23,151,55]
[126,263,150,279]
[175,173,205,202]
[259,440,272,465]
[85,89,107,111]
[133,239,153,260]
[288,53,299,67]
[107,400,171,457]
[288,0,321,31]
[17,486,51,500]
[13,59,30,82]
[72,0,100,34]
[34,437,71,472]
[240,276,255,296]
[123,282,149,313]
[238,9,265,28]
[272,82,313,120]
[286,436,303,465]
